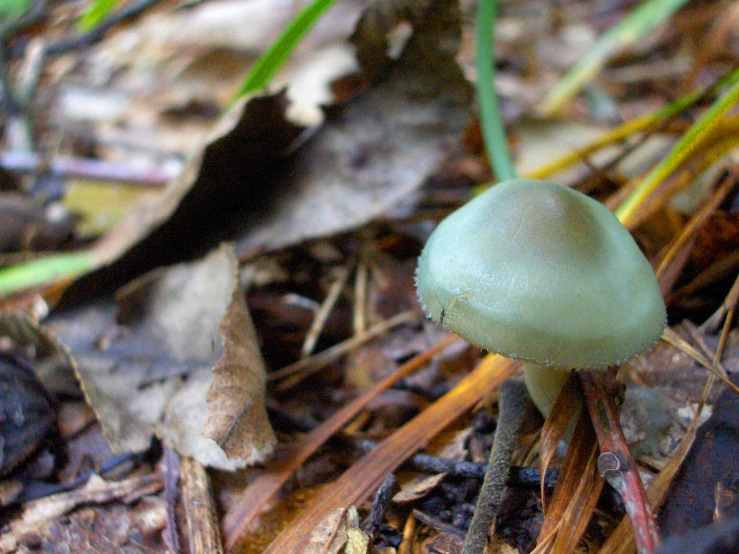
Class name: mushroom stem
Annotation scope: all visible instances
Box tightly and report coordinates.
[462,380,528,554]
[522,361,576,418]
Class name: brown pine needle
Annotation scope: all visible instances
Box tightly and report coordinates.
[661,328,739,397]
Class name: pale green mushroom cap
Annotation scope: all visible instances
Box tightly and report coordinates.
[416,178,666,369]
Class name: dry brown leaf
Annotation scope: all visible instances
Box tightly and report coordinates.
[50,0,364,165]
[304,508,348,554]
[51,244,274,469]
[233,0,472,259]
[203,264,275,461]
[393,473,448,503]
[64,0,470,301]
[68,92,303,299]
[0,473,163,552]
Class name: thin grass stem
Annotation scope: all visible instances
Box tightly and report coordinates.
[476,0,516,181]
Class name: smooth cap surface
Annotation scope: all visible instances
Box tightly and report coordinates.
[416,178,666,368]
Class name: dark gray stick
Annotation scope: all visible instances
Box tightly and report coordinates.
[461,379,528,554]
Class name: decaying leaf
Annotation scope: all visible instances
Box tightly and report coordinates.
[305,508,348,554]
[50,244,274,469]
[304,506,369,554]
[393,473,447,503]
[67,92,304,298]
[65,0,472,301]
[202,272,274,460]
[0,473,163,553]
[234,0,473,258]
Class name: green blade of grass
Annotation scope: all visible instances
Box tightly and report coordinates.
[0,251,98,295]
[232,0,339,101]
[615,71,739,226]
[0,0,32,21]
[540,0,690,116]
[476,0,516,181]
[78,0,119,31]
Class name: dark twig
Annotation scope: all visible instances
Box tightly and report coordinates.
[353,437,559,488]
[461,380,529,554]
[413,508,466,539]
[362,473,400,536]
[41,0,161,56]
[15,451,138,503]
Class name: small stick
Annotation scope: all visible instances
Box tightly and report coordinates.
[300,263,352,358]
[162,448,181,552]
[580,370,661,554]
[181,456,224,554]
[461,380,528,554]
[362,474,399,536]
[353,437,559,488]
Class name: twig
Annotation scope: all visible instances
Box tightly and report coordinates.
[353,438,560,488]
[581,371,661,554]
[361,474,399,536]
[43,0,161,56]
[301,262,353,358]
[462,380,529,554]
[181,456,224,554]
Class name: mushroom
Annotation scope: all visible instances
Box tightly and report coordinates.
[415,178,666,417]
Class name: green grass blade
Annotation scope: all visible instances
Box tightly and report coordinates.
[615,71,739,226]
[78,0,119,31]
[232,0,339,101]
[476,0,516,181]
[0,251,98,295]
[540,0,690,115]
[0,0,32,21]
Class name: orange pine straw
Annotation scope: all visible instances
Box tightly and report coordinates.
[262,355,519,554]
[223,333,460,549]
